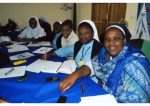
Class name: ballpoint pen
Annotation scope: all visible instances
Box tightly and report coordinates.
[5,67,15,76]
[80,82,86,96]
[56,62,64,73]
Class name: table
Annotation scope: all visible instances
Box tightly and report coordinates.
[0,42,108,103]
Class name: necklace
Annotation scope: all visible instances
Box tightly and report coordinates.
[78,46,91,67]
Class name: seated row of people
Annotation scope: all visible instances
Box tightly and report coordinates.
[0,16,150,102]
[42,22,150,103]
[0,17,76,48]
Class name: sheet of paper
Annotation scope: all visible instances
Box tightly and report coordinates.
[7,45,29,53]
[26,59,62,73]
[80,94,117,103]
[57,60,77,74]
[12,41,26,45]
[32,47,53,54]
[41,61,63,73]
[6,44,27,48]
[27,41,51,47]
[0,66,26,79]
[9,52,34,60]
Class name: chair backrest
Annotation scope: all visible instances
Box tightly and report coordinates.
[129,39,150,61]
[129,39,144,50]
[0,51,10,67]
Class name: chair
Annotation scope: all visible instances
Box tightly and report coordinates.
[129,39,150,61]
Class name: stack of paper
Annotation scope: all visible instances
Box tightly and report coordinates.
[27,41,51,47]
[32,47,53,54]
[26,59,62,73]
[7,44,29,53]
[0,66,26,78]
[80,94,117,104]
[26,59,77,74]
[57,59,77,74]
[9,52,34,60]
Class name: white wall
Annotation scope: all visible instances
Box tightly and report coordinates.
[0,3,72,28]
[125,3,138,35]
[0,3,138,35]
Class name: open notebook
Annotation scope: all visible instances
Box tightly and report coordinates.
[26,59,77,74]
[0,66,26,79]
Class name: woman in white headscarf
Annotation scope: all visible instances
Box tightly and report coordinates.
[79,20,100,42]
[17,16,46,42]
[42,20,103,92]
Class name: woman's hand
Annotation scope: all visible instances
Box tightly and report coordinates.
[0,98,9,103]
[59,65,91,92]
[59,73,78,92]
[41,53,48,60]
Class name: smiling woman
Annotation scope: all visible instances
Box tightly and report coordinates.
[91,23,150,102]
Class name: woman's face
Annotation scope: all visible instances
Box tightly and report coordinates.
[78,26,93,44]
[61,25,72,39]
[29,18,37,29]
[53,23,61,33]
[104,28,126,57]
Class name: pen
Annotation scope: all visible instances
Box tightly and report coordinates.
[45,48,47,60]
[5,67,15,76]
[56,62,64,72]
[80,82,86,96]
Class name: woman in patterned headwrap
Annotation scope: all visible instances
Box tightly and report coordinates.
[91,23,150,102]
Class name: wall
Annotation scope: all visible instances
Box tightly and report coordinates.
[0,3,138,35]
[0,3,72,28]
[77,3,92,25]
[125,3,138,37]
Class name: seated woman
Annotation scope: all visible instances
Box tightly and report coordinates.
[42,20,102,68]
[60,19,79,47]
[52,21,62,49]
[17,16,46,42]
[5,18,18,32]
[0,18,18,35]
[37,17,53,42]
[59,23,150,103]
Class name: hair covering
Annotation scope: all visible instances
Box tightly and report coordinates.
[79,20,100,42]
[8,17,18,28]
[38,17,48,23]
[9,17,17,24]
[58,21,62,24]
[106,23,132,41]
[18,16,46,39]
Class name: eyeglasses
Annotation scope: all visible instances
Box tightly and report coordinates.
[104,36,124,42]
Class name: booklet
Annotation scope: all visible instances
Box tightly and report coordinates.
[26,59,77,74]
